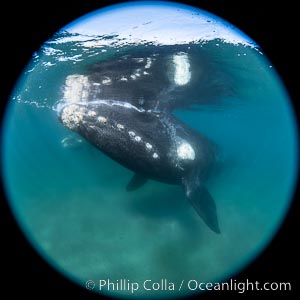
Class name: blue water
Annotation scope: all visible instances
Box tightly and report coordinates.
[1,29,298,299]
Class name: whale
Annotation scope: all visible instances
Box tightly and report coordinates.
[57,46,229,233]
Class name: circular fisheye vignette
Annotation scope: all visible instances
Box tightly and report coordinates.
[4,2,297,297]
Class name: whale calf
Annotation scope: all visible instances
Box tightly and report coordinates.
[57,47,228,233]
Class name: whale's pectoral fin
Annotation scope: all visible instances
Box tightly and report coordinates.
[183,180,220,234]
[126,173,148,191]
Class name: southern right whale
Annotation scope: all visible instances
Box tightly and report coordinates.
[58,46,231,233]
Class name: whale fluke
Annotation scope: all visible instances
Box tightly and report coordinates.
[183,179,220,234]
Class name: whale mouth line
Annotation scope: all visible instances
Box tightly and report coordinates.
[86,99,146,112]
[57,98,149,130]
[55,99,147,117]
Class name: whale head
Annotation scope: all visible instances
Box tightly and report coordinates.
[57,98,153,165]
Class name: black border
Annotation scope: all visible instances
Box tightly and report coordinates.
[1,0,299,298]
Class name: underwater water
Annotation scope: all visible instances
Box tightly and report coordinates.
[1,2,298,299]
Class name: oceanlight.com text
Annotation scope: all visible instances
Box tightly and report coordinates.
[85,278,292,294]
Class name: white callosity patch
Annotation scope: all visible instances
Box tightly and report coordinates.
[177,142,195,160]
[130,69,142,80]
[130,60,153,81]
[120,76,128,82]
[102,77,112,85]
[153,152,159,159]
[97,116,107,125]
[135,136,142,142]
[117,124,124,130]
[61,104,85,130]
[64,74,90,103]
[87,110,96,117]
[129,131,136,137]
[145,57,152,69]
[172,52,191,86]
[145,142,152,150]
[133,58,144,63]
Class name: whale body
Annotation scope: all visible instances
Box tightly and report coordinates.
[58,47,229,233]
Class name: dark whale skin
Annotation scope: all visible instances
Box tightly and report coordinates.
[59,101,216,185]
[58,99,220,233]
[57,48,226,233]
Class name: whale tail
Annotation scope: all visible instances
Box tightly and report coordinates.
[183,178,220,234]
